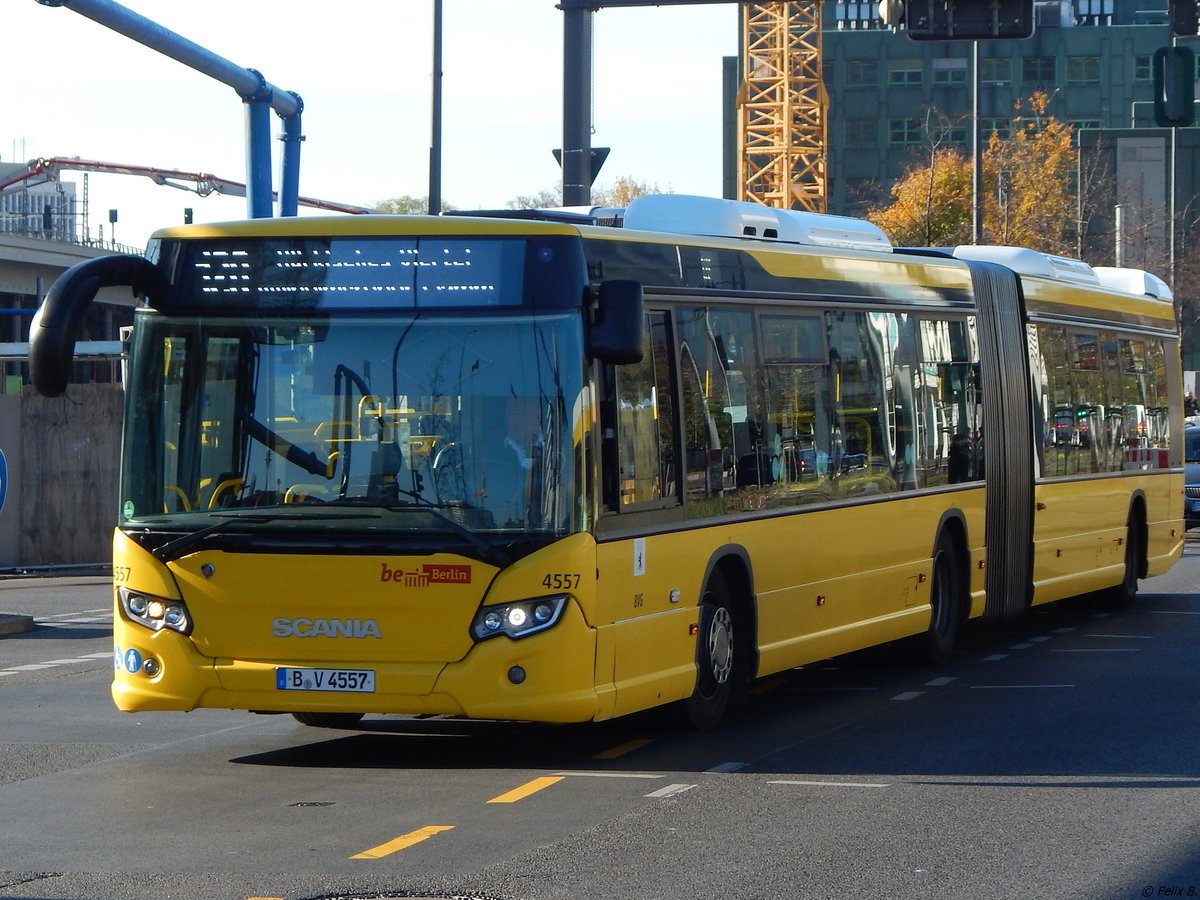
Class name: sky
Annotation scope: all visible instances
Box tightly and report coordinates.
[6,0,740,249]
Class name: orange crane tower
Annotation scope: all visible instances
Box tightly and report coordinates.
[738,2,827,212]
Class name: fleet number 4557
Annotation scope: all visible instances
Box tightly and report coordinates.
[542,573,580,590]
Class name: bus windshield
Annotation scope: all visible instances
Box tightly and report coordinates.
[119,310,590,557]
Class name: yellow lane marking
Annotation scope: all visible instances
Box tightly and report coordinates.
[592,738,654,759]
[487,775,564,804]
[351,825,454,860]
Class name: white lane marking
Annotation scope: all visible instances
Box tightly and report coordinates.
[555,772,663,779]
[1153,610,1200,616]
[769,780,889,789]
[892,691,923,701]
[706,762,747,773]
[1051,648,1140,653]
[971,684,1076,689]
[37,608,110,620]
[983,653,1009,661]
[925,676,957,687]
[0,649,116,677]
[1088,634,1153,639]
[1009,643,1034,650]
[645,783,697,799]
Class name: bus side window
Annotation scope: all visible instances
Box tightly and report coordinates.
[613,311,678,508]
[924,317,982,486]
[826,311,895,497]
[676,306,757,509]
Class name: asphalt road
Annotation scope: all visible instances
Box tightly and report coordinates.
[1,541,1198,900]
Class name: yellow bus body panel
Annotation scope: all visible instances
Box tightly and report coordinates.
[1031,472,1184,605]
[593,488,986,720]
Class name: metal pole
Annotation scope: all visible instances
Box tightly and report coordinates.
[1115,203,1127,267]
[1170,111,1178,285]
[429,0,443,215]
[243,71,274,219]
[562,6,592,207]
[972,39,983,244]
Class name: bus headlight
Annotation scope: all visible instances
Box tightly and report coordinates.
[119,588,192,636]
[470,595,567,641]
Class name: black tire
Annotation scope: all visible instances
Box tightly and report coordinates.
[682,570,738,731]
[291,712,365,729]
[903,533,963,665]
[1099,515,1142,609]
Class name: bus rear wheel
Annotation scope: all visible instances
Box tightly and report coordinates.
[292,712,365,729]
[1099,514,1142,609]
[682,570,738,731]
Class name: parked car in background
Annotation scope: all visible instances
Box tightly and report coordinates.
[1186,423,1200,530]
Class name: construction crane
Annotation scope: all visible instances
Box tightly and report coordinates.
[0,157,376,216]
[738,2,827,213]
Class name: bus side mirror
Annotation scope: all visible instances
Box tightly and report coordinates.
[30,255,164,397]
[589,279,644,365]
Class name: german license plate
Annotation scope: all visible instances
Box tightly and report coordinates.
[275,668,375,693]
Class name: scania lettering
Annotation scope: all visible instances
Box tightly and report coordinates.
[272,618,382,639]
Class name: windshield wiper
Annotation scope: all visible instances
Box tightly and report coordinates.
[146,511,379,563]
[384,505,511,568]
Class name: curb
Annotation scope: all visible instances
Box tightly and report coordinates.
[0,613,36,636]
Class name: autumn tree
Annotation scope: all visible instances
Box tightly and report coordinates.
[982,92,1078,255]
[866,108,973,247]
[867,146,972,248]
[868,92,1094,256]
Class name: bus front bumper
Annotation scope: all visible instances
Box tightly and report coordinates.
[112,600,601,724]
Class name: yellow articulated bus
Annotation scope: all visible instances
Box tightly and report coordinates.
[30,195,1184,730]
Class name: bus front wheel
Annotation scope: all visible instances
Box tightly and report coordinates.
[903,533,963,665]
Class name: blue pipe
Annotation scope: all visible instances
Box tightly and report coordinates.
[243,70,274,219]
[278,94,305,218]
[36,0,304,218]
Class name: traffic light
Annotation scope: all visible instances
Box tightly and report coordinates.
[1169,0,1198,36]
[896,0,1035,41]
[1154,45,1196,127]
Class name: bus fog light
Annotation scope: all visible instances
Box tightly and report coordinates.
[470,595,568,641]
[142,657,160,677]
[508,666,526,685]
